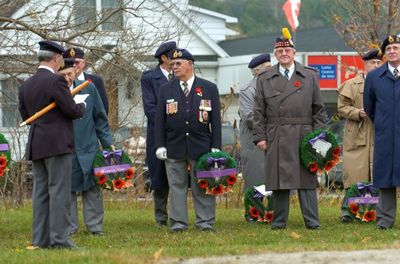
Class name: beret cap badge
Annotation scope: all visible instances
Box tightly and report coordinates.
[69,48,75,58]
[173,50,182,59]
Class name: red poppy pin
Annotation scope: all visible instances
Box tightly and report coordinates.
[294,81,301,88]
[195,87,202,96]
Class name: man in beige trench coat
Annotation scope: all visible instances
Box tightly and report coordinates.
[338,49,383,222]
[253,31,327,230]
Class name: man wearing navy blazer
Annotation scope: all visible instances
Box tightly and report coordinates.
[154,48,222,232]
[64,48,109,114]
[18,40,85,249]
[141,41,176,227]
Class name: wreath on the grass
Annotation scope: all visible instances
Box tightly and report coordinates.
[195,151,238,195]
[92,148,135,191]
[0,133,11,177]
[342,181,378,222]
[244,184,274,223]
[300,129,341,175]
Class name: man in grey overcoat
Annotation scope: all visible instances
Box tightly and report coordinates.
[253,32,326,230]
[364,34,400,229]
[239,53,271,222]
[59,56,114,236]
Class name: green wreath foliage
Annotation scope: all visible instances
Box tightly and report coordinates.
[92,147,134,191]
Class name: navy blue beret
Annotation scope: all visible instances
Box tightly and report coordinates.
[154,41,177,58]
[248,53,271,69]
[64,48,85,59]
[39,40,65,54]
[168,48,194,61]
[381,34,400,54]
[362,49,383,61]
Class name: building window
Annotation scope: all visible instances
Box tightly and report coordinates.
[1,78,20,127]
[74,0,123,31]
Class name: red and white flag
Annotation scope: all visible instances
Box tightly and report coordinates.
[282,0,301,32]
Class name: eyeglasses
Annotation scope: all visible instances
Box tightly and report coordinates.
[275,48,294,55]
[171,60,187,67]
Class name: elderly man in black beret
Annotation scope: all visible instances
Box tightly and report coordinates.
[364,34,400,229]
[141,41,176,227]
[239,53,271,222]
[19,40,85,249]
[154,48,222,232]
[338,49,382,223]
[64,48,109,114]
[253,30,327,230]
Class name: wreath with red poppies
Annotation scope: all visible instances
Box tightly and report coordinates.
[342,181,378,222]
[0,133,10,177]
[244,185,273,223]
[195,151,238,195]
[300,129,340,175]
[92,147,135,191]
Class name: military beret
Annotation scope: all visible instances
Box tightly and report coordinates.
[381,34,400,54]
[154,41,177,58]
[38,40,65,54]
[60,58,76,71]
[168,48,194,61]
[64,48,85,59]
[248,53,271,69]
[362,49,383,61]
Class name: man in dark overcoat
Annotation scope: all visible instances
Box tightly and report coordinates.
[253,32,326,230]
[364,34,400,229]
[59,57,113,236]
[154,48,222,232]
[18,40,85,249]
[64,48,109,114]
[141,41,176,227]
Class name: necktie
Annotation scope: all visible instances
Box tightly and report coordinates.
[284,69,290,80]
[183,82,189,97]
[394,69,399,79]
[168,73,173,80]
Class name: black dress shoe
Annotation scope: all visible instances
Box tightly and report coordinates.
[245,216,256,223]
[376,225,388,230]
[271,225,286,230]
[156,221,167,228]
[306,225,320,230]
[340,215,352,223]
[91,231,104,236]
[201,227,215,232]
[171,228,184,233]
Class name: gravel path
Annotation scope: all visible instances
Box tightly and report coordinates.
[161,249,400,264]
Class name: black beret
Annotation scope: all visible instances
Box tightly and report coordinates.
[248,53,271,69]
[154,41,177,58]
[60,58,76,71]
[362,49,383,61]
[64,48,85,59]
[275,37,295,49]
[381,34,400,54]
[168,48,194,61]
[38,40,65,54]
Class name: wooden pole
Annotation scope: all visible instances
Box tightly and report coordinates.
[19,79,92,127]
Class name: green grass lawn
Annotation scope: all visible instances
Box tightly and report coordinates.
[1,195,400,264]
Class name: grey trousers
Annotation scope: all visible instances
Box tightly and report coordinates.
[153,188,169,224]
[377,188,397,228]
[70,185,104,233]
[32,154,75,248]
[272,189,319,228]
[165,158,215,231]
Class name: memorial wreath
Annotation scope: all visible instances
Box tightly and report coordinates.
[0,132,10,177]
[92,148,135,191]
[195,151,238,195]
[300,129,341,175]
[342,181,378,222]
[244,184,274,223]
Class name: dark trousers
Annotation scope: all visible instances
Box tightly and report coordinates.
[32,154,75,248]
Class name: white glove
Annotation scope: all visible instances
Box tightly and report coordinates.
[211,148,220,153]
[73,94,89,104]
[156,147,167,160]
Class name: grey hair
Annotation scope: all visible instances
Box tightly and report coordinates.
[38,50,57,62]
[251,62,271,77]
